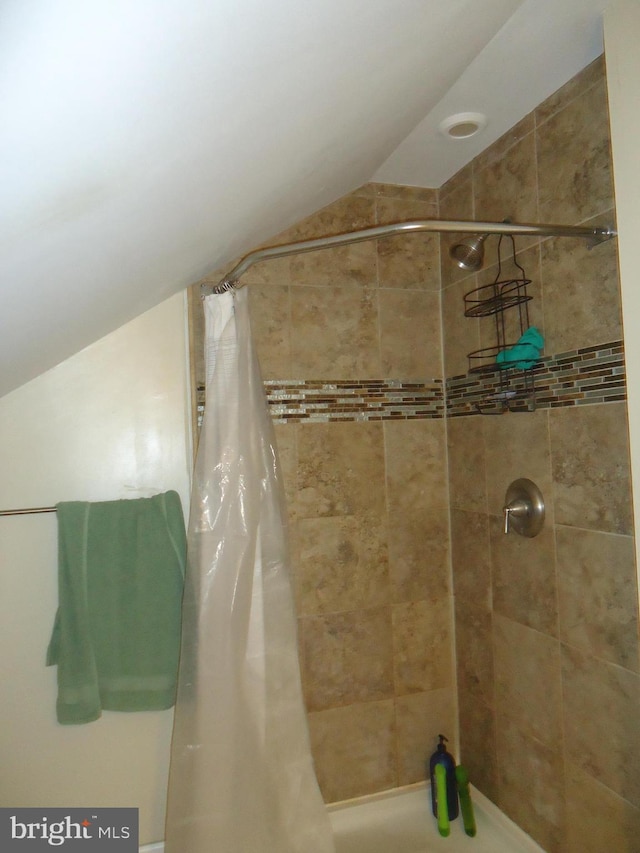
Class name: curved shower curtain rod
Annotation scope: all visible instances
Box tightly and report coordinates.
[200,217,617,296]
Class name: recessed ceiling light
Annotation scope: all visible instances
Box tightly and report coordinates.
[439,112,487,140]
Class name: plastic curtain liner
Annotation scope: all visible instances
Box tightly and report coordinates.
[164,289,335,853]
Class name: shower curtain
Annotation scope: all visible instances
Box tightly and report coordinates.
[164,288,335,853]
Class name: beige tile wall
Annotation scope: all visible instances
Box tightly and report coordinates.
[190,53,639,851]
[442,56,640,853]
[198,183,457,804]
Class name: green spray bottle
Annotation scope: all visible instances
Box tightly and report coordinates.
[455,764,477,837]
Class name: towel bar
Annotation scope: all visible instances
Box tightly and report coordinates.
[0,506,57,517]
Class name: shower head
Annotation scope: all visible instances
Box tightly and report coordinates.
[449,233,488,271]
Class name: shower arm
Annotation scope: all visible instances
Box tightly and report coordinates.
[200,218,616,296]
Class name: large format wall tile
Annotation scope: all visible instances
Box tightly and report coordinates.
[290,285,381,379]
[564,761,640,853]
[376,196,440,290]
[447,416,487,512]
[537,80,613,224]
[454,611,494,707]
[473,113,535,175]
[473,133,539,233]
[540,223,621,355]
[241,254,291,288]
[561,644,640,808]
[296,421,386,519]
[490,517,558,636]
[392,600,453,694]
[290,240,377,288]
[549,402,633,534]
[493,614,563,747]
[378,288,441,378]
[483,407,554,519]
[308,700,396,801]
[385,419,450,603]
[301,606,394,711]
[496,714,566,853]
[248,282,291,378]
[450,508,491,620]
[441,275,480,378]
[439,171,476,292]
[386,504,450,604]
[396,689,456,786]
[535,55,604,125]
[273,422,297,517]
[294,514,389,616]
[556,525,639,671]
[458,692,497,802]
[289,193,377,288]
[384,419,447,514]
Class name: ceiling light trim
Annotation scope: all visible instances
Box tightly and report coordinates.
[438,111,488,139]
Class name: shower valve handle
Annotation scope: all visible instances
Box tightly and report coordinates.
[502,478,545,537]
[503,499,529,534]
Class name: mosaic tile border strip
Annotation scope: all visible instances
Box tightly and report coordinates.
[446,340,626,416]
[265,379,444,423]
[195,341,625,427]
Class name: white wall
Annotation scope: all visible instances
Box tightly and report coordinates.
[0,293,191,845]
[604,0,640,583]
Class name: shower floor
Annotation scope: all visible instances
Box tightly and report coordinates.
[328,783,545,853]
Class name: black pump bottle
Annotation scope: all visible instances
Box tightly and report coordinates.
[429,734,459,821]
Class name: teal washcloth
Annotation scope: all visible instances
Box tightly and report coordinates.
[496,326,544,370]
[46,491,186,725]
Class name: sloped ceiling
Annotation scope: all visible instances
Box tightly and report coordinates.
[0,0,608,397]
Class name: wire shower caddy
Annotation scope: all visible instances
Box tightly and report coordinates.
[464,235,538,414]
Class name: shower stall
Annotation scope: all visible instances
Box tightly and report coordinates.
[182,56,636,853]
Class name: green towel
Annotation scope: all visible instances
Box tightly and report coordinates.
[496,326,544,370]
[47,491,186,725]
